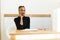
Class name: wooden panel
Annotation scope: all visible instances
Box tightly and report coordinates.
[4,14,51,17]
[17,39,60,40]
[10,30,56,35]
[33,39,60,40]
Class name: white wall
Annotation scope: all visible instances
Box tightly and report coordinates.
[1,0,60,14]
[57,8,60,32]
[52,8,60,32]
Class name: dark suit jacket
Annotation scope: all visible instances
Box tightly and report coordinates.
[14,16,30,30]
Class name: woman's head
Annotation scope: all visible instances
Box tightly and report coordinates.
[18,6,25,16]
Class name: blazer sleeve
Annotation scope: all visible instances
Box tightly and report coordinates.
[27,17,30,29]
[14,18,20,29]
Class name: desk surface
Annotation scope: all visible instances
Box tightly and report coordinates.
[9,29,60,40]
[10,29,57,35]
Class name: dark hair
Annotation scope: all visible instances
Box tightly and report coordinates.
[18,6,25,9]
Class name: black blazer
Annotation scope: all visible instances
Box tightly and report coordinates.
[14,16,30,30]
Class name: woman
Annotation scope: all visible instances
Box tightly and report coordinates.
[14,6,30,30]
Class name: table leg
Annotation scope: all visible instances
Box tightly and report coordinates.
[10,35,16,40]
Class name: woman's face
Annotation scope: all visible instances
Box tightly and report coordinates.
[19,7,25,16]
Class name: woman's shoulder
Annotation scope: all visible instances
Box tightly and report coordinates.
[25,16,30,19]
[14,16,20,21]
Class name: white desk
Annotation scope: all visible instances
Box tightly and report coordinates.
[10,30,58,40]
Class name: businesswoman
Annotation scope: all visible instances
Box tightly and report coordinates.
[14,6,30,30]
